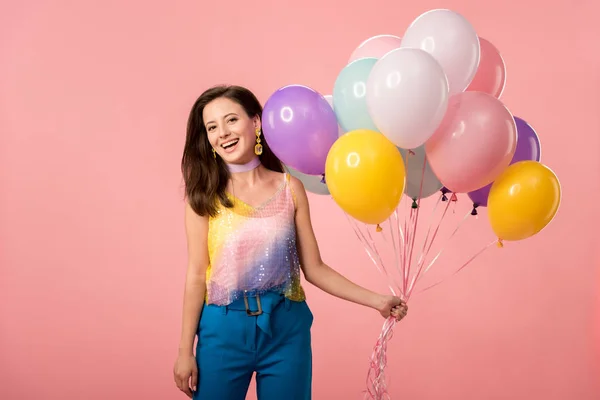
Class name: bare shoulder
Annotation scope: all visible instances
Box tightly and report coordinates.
[184,200,209,233]
[287,174,309,207]
[287,174,305,193]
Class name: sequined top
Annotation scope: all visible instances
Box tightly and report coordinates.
[205,173,306,306]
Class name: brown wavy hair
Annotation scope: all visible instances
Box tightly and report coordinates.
[181,85,284,217]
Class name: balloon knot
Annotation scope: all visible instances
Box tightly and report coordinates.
[320,174,326,184]
[471,203,479,216]
[376,224,383,232]
[411,199,418,209]
[497,239,504,248]
[408,149,415,155]
[441,188,450,201]
[450,193,458,202]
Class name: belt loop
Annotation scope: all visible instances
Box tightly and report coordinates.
[222,304,228,315]
[284,296,291,310]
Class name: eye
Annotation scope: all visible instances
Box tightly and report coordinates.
[227,117,238,123]
[206,125,216,132]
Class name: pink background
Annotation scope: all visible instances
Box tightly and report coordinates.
[1,0,599,399]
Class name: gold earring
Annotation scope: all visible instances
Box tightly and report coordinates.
[254,128,263,156]
[212,148,216,159]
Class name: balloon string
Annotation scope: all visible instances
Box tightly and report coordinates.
[394,209,405,253]
[405,202,456,298]
[387,213,404,298]
[386,209,407,297]
[345,213,399,297]
[407,210,471,298]
[364,152,424,400]
[403,154,428,295]
[363,154,426,399]
[410,194,447,287]
[364,316,397,400]
[400,150,417,293]
[393,210,406,290]
[364,224,403,294]
[401,210,413,294]
[421,210,471,276]
[416,239,498,294]
[364,153,428,399]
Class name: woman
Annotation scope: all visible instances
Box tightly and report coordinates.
[173,85,408,400]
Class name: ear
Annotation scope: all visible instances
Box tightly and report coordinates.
[253,115,262,132]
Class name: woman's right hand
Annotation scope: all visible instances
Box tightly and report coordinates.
[173,353,198,398]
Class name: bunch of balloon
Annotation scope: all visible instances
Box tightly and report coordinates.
[337,9,562,400]
[261,9,561,400]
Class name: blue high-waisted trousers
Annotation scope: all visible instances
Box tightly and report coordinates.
[194,291,313,400]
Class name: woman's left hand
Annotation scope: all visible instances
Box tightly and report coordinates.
[376,295,408,321]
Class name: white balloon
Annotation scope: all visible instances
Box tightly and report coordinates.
[366,48,449,149]
[401,9,480,95]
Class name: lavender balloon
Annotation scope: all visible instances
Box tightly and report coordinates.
[262,85,339,175]
[468,116,541,206]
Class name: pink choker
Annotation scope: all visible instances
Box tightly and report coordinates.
[227,157,261,173]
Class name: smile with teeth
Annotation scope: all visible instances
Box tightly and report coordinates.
[221,139,239,149]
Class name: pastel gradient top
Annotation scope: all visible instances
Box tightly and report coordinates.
[205,173,306,306]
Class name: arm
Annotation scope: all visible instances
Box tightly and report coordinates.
[173,201,209,398]
[290,177,404,317]
[178,201,209,356]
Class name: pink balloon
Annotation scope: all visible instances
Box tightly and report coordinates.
[348,35,402,62]
[425,91,517,193]
[466,37,507,98]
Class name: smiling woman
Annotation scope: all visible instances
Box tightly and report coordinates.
[180,85,284,218]
[173,84,408,400]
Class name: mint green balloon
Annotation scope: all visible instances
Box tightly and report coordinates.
[332,57,380,133]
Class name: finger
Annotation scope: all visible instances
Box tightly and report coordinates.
[191,368,198,393]
[392,308,407,320]
[176,377,193,398]
[175,376,184,389]
[182,383,193,399]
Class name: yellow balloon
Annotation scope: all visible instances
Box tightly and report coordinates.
[488,160,561,241]
[325,129,406,226]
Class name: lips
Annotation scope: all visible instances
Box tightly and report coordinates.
[220,139,239,153]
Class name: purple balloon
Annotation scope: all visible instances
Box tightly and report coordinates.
[262,85,339,175]
[468,116,541,206]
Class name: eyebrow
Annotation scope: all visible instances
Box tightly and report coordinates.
[205,112,238,125]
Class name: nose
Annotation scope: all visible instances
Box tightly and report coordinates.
[218,123,231,139]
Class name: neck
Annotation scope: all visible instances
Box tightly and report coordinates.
[227,157,261,174]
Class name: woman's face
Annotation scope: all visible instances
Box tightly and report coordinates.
[203,97,260,165]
